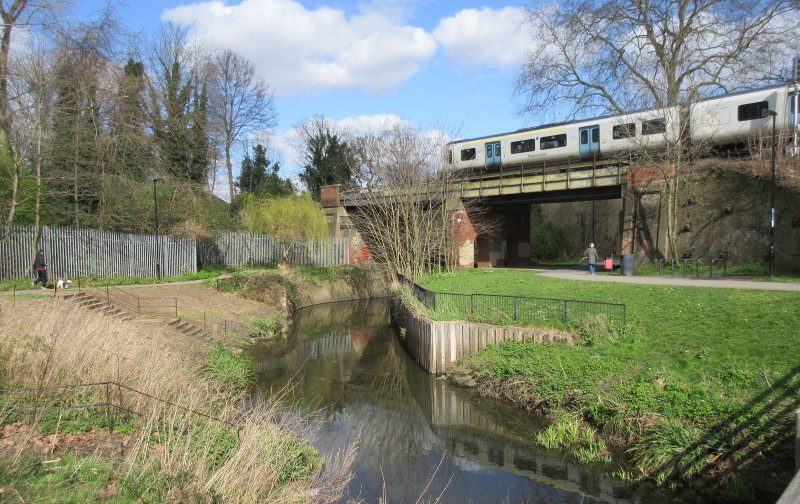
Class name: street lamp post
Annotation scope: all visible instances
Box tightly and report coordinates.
[153,177,161,279]
[767,110,777,280]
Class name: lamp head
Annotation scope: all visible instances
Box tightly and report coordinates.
[767,110,777,117]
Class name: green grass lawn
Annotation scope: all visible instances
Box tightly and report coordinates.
[417,269,800,493]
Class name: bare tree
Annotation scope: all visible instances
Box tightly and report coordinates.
[210,49,277,202]
[0,0,67,240]
[516,0,798,119]
[516,0,798,258]
[346,123,494,280]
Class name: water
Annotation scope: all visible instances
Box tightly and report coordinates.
[251,299,638,504]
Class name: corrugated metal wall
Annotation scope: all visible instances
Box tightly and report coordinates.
[0,226,350,281]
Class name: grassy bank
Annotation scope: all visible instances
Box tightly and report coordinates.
[417,269,800,500]
[0,299,354,502]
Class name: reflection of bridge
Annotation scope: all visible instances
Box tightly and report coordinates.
[254,328,368,373]
[409,371,635,503]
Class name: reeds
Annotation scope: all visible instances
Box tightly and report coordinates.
[0,298,356,502]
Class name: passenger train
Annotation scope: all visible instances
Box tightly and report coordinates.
[444,84,799,171]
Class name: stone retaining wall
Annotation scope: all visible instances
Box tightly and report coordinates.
[392,299,576,375]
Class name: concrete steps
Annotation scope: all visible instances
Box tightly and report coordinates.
[167,318,213,343]
[67,291,214,344]
[68,292,135,321]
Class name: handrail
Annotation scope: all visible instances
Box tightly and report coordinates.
[0,380,239,432]
[103,284,178,317]
[398,275,626,328]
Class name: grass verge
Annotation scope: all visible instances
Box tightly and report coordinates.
[421,269,799,500]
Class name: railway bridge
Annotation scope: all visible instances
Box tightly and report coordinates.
[322,156,659,269]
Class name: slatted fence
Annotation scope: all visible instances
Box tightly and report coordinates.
[197,232,350,268]
[0,226,351,281]
[0,226,196,281]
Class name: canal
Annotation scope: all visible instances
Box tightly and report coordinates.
[250,299,641,504]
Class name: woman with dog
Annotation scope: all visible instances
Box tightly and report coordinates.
[32,249,48,289]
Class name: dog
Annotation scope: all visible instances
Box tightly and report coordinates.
[56,279,73,290]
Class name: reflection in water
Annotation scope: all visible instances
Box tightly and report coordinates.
[251,299,641,504]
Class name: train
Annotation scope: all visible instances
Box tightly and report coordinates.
[444,83,799,171]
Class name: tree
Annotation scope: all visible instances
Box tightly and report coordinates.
[345,123,495,280]
[236,143,293,198]
[294,116,354,201]
[515,0,798,257]
[239,193,329,264]
[0,0,66,239]
[109,58,153,181]
[211,49,277,202]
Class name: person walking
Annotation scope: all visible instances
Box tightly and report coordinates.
[32,249,48,289]
[583,243,599,275]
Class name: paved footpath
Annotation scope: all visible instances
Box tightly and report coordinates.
[532,266,800,292]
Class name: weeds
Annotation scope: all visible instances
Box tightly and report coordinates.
[201,344,255,392]
[0,299,353,503]
[249,315,282,339]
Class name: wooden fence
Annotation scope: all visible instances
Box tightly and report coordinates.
[0,226,350,281]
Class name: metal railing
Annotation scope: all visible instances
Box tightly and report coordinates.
[658,258,727,278]
[104,285,178,317]
[0,381,239,433]
[399,276,626,328]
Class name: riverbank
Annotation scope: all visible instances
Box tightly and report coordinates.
[0,290,354,501]
[417,268,800,502]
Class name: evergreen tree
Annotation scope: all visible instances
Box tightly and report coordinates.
[187,83,209,184]
[299,130,353,201]
[109,58,152,180]
[236,144,293,198]
[154,58,193,180]
[48,46,103,227]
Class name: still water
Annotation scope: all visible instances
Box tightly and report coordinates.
[251,299,638,504]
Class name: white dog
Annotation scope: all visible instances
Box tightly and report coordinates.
[56,279,73,289]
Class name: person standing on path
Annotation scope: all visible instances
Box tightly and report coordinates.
[583,243,599,275]
[32,249,48,289]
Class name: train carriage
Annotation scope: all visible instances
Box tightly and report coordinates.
[444,84,798,172]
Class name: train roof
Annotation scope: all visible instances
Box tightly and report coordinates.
[446,83,790,146]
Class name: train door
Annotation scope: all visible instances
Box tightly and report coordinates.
[579,125,600,156]
[485,141,501,169]
[789,92,797,131]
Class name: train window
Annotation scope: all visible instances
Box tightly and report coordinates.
[540,134,567,150]
[460,148,476,161]
[447,150,453,164]
[592,128,600,143]
[613,123,635,139]
[737,101,769,121]
[511,139,535,153]
[580,130,588,144]
[642,119,666,135]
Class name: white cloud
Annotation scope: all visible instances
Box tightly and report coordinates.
[161,0,437,96]
[433,7,529,67]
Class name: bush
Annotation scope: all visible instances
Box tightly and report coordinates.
[531,222,566,261]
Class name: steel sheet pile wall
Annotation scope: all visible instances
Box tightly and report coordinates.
[198,232,349,268]
[0,226,196,281]
[393,300,575,374]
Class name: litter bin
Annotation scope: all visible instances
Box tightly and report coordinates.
[621,254,634,276]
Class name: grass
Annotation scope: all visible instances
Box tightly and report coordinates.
[0,266,237,292]
[0,299,355,502]
[201,344,255,392]
[420,269,800,496]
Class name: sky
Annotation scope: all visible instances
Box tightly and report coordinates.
[75,0,536,189]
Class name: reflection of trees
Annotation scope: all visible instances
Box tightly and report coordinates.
[250,299,638,504]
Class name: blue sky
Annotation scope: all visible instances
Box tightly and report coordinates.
[75,0,535,183]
